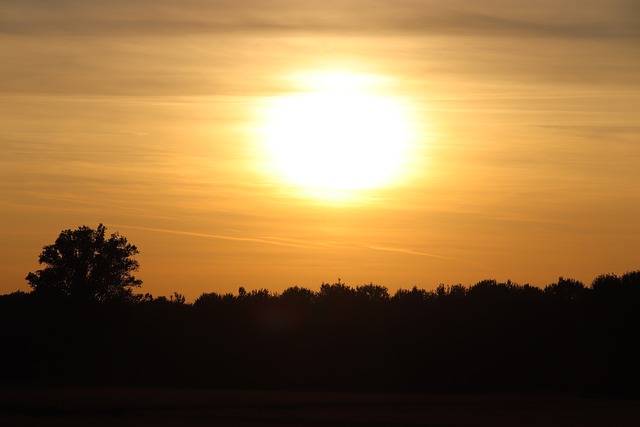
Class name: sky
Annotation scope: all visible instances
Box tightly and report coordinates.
[1,0,639,299]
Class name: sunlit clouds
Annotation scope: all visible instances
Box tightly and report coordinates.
[1,0,639,299]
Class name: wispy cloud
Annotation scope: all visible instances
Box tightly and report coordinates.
[1,0,638,39]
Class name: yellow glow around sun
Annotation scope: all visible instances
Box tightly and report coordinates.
[260,71,416,200]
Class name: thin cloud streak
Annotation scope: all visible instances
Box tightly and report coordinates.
[1,0,639,295]
[111,225,464,267]
[362,244,488,271]
[112,224,322,250]
[1,0,638,39]
[365,245,457,261]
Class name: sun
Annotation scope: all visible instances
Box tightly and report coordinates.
[259,71,415,200]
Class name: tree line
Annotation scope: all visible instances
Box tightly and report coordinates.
[1,224,638,395]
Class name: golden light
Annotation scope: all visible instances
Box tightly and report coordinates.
[259,71,417,200]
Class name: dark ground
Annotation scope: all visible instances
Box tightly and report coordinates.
[1,388,639,427]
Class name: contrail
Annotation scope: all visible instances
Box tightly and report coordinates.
[363,244,488,270]
[111,224,320,250]
[364,244,455,260]
[110,224,484,268]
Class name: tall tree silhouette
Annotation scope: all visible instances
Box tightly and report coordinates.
[26,224,142,302]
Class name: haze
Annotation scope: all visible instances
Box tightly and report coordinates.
[1,0,639,299]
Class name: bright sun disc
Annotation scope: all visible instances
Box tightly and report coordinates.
[260,72,414,199]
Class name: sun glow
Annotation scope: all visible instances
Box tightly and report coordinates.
[260,71,416,200]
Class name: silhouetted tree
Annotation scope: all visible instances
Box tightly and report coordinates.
[4,267,640,394]
[170,292,187,304]
[621,270,640,289]
[392,286,429,304]
[544,277,586,301]
[356,284,390,302]
[244,288,273,301]
[25,224,142,302]
[318,280,356,302]
[591,273,622,294]
[280,286,316,304]
[194,291,223,307]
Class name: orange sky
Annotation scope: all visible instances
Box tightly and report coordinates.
[1,0,639,300]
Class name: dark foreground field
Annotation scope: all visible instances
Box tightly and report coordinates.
[1,389,639,427]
